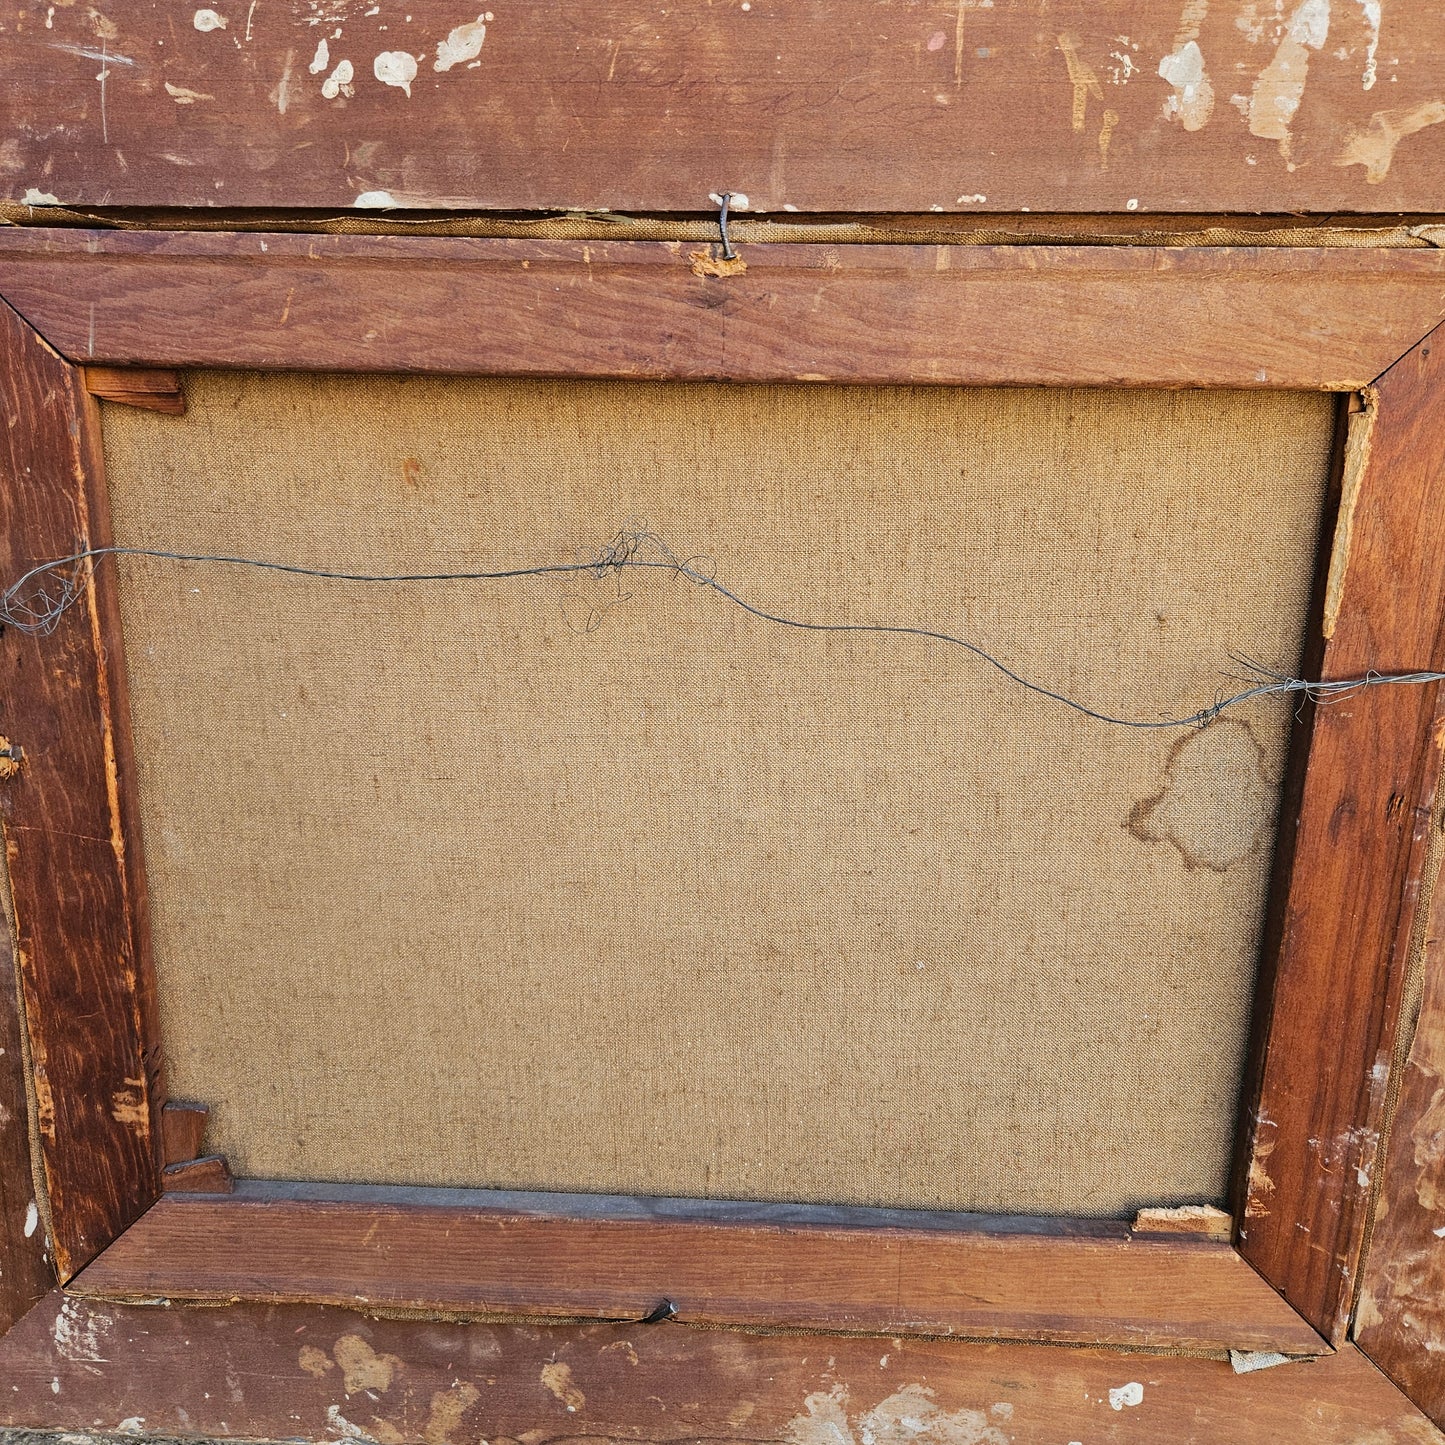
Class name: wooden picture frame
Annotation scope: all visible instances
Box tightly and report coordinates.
[2,229,1445,1435]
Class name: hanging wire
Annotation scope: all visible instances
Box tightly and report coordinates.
[3,530,1442,731]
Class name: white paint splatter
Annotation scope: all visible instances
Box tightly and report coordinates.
[786,1383,1009,1445]
[1158,38,1214,128]
[955,193,987,202]
[1248,0,1330,153]
[270,47,298,114]
[1126,196,1139,208]
[326,1404,368,1438]
[309,37,330,73]
[709,190,750,209]
[1109,1383,1145,1410]
[193,8,229,31]
[1356,0,1380,88]
[374,49,418,94]
[23,1201,39,1236]
[116,1419,146,1435]
[321,58,354,97]
[21,188,60,206]
[434,13,491,71]
[52,1299,111,1364]
[354,189,398,206]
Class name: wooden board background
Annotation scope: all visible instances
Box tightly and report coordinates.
[0,1289,1439,1444]
[3,1,1445,214]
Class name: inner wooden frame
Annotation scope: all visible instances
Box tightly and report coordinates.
[3,233,1445,1358]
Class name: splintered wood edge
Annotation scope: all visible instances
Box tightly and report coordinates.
[1133,1205,1235,1241]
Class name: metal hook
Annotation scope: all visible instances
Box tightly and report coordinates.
[717,192,738,261]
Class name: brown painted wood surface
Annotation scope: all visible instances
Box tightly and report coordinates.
[1355,811,1445,1427]
[71,1185,1325,1354]
[159,1100,209,1167]
[2,231,1445,387]
[0,905,51,1335]
[1234,326,1445,1344]
[0,1289,1438,1444]
[3,2,1445,215]
[0,300,162,1280]
[161,1156,234,1194]
[82,367,187,415]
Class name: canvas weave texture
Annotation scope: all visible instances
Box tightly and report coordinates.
[101,375,1333,1215]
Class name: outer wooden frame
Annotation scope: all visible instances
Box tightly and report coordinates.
[3,233,1445,1368]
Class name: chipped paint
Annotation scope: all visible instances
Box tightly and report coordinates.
[322,58,355,98]
[434,14,491,72]
[1413,1080,1445,1211]
[374,49,418,95]
[1247,1118,1278,1218]
[1248,0,1330,157]
[540,1361,586,1412]
[1338,100,1445,182]
[422,1381,481,1445]
[193,8,228,31]
[1158,0,1213,130]
[164,81,215,103]
[334,1334,401,1395]
[310,37,331,73]
[1355,0,1381,88]
[52,1298,110,1364]
[109,1087,148,1126]
[326,1403,370,1439]
[1159,40,1214,129]
[270,47,299,113]
[1058,32,1104,132]
[21,188,61,205]
[787,1383,1009,1445]
[299,1344,335,1378]
[1108,1382,1145,1410]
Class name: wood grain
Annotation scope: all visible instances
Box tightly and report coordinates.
[0,299,163,1280]
[1355,817,1445,1428]
[161,1157,234,1194]
[0,903,51,1336]
[0,1289,1437,1443]
[2,2,1445,214]
[70,1184,1325,1354]
[1233,325,1445,1344]
[83,367,186,415]
[2,231,1445,387]
[159,1101,208,1167]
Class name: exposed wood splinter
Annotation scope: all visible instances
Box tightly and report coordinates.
[1133,1204,1235,1241]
